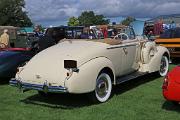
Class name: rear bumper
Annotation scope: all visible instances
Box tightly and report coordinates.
[9,79,68,93]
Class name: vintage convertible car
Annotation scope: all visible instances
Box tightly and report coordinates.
[10,27,170,103]
[162,65,180,104]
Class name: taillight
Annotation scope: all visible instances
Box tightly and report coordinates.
[162,75,169,90]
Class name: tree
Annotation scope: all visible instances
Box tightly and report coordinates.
[121,16,136,26]
[94,15,110,25]
[68,17,79,26]
[0,0,32,27]
[78,11,109,26]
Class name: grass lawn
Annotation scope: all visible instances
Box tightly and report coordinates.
[0,64,179,120]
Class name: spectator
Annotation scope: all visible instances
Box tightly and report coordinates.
[169,21,176,29]
[147,31,154,40]
[0,29,9,48]
[34,25,43,37]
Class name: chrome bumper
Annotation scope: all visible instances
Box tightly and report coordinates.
[9,79,68,93]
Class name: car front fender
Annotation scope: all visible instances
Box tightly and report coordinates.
[140,46,170,73]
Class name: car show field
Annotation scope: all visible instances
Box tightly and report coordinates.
[1,1,180,120]
[0,64,179,120]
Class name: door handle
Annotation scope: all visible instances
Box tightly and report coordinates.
[123,47,128,55]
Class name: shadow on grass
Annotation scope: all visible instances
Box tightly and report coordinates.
[162,101,180,113]
[112,73,159,95]
[0,77,10,85]
[20,93,92,109]
[20,73,160,109]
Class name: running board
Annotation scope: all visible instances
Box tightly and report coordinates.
[116,72,147,84]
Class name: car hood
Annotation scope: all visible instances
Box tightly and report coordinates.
[17,40,109,86]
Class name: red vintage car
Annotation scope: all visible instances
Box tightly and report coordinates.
[162,65,180,104]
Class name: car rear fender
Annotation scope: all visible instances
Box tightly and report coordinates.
[64,57,115,94]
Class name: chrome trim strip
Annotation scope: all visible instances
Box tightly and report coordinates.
[107,44,137,49]
[9,79,68,93]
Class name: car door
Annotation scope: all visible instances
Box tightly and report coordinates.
[120,28,140,74]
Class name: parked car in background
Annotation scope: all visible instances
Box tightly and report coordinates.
[162,65,180,104]
[10,26,170,103]
[0,48,36,79]
[44,26,84,43]
[155,27,180,58]
[0,26,36,48]
[37,26,84,51]
[0,26,85,79]
[0,29,38,79]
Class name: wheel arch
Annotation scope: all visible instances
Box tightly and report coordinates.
[139,46,170,73]
[163,52,170,61]
[99,67,115,85]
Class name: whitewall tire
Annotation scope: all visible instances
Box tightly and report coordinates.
[89,73,112,103]
[159,56,169,77]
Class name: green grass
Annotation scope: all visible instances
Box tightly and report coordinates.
[0,64,179,120]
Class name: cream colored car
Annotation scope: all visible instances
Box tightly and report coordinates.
[10,27,170,103]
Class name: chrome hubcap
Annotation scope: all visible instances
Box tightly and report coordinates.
[96,77,108,98]
[160,57,167,74]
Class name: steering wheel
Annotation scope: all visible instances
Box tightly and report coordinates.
[113,33,129,40]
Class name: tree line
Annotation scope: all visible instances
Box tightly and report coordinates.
[68,11,136,26]
[0,0,135,27]
[68,11,109,26]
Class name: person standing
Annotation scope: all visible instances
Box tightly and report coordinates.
[0,29,9,48]
[34,25,43,37]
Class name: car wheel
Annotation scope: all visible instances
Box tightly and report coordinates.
[159,56,169,77]
[89,73,112,103]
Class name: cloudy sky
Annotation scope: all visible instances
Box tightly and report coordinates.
[25,0,180,26]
